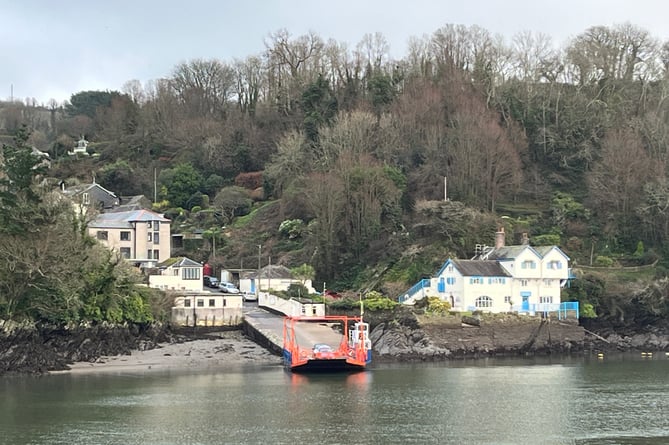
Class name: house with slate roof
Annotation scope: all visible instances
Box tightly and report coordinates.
[87,209,171,267]
[149,257,203,292]
[62,181,120,211]
[400,228,576,317]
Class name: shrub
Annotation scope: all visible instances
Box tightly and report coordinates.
[425,296,451,314]
[363,297,399,312]
[579,303,597,319]
[594,255,614,267]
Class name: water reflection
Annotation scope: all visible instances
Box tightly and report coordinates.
[0,356,667,445]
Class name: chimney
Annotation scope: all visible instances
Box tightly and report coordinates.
[521,232,529,245]
[495,227,505,249]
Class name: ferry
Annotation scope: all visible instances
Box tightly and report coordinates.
[282,315,372,372]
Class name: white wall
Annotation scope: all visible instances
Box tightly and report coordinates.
[258,292,325,317]
[149,275,202,292]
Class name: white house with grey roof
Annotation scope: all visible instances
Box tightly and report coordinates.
[400,228,575,316]
[149,257,203,291]
[88,209,171,267]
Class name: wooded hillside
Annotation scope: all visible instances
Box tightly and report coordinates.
[2,23,669,323]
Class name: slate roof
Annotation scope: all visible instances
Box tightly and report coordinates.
[451,259,512,277]
[486,244,569,260]
[486,245,534,260]
[257,264,293,279]
[63,183,118,198]
[88,209,170,228]
[158,257,201,268]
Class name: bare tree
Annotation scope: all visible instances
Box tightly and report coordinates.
[170,58,236,118]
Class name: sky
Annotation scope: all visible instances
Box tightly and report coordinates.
[2,0,669,104]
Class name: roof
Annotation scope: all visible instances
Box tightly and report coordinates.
[63,182,118,198]
[88,209,170,228]
[257,264,293,279]
[486,244,569,261]
[158,257,202,268]
[451,259,511,277]
[486,245,537,260]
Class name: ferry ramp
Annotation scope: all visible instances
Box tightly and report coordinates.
[243,307,344,355]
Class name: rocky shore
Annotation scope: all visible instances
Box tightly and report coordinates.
[369,310,669,361]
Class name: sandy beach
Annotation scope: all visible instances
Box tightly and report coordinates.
[52,330,282,375]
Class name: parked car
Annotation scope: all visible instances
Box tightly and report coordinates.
[203,275,219,288]
[242,291,258,302]
[218,281,240,293]
[312,343,335,359]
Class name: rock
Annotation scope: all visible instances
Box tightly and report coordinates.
[0,322,172,376]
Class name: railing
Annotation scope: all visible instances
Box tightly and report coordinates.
[398,278,431,303]
[511,301,579,320]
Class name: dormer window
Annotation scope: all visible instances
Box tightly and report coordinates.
[547,260,562,270]
[521,260,536,269]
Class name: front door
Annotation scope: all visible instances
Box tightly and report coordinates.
[521,292,531,311]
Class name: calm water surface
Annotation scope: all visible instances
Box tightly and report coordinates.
[1,354,667,445]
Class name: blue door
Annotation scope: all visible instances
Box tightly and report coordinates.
[521,292,531,311]
[438,277,445,293]
[250,278,256,294]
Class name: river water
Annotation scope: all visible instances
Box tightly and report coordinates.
[1,354,667,445]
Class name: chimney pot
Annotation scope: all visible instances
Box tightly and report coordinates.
[495,227,505,249]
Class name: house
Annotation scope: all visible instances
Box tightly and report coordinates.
[171,293,243,327]
[88,209,171,267]
[69,135,89,155]
[148,257,203,292]
[400,228,576,317]
[235,264,316,295]
[62,182,119,211]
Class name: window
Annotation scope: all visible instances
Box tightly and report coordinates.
[182,267,201,280]
[120,247,131,258]
[475,296,493,308]
[184,299,191,307]
[539,296,553,304]
[543,279,552,286]
[147,233,152,242]
[447,265,453,272]
[223,298,227,307]
[147,250,152,259]
[97,231,108,241]
[488,277,506,284]
[521,260,537,269]
[120,231,131,241]
[547,260,562,270]
[153,232,160,244]
[469,277,484,284]
[446,277,455,285]
[154,221,160,230]
[147,221,152,229]
[504,295,512,304]
[208,299,216,307]
[196,299,204,307]
[153,250,159,261]
[82,192,90,205]
[521,279,529,287]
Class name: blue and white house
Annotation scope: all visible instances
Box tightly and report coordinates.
[400,228,577,317]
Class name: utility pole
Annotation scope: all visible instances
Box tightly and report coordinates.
[257,245,262,296]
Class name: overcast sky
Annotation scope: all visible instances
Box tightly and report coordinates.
[2,0,668,104]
